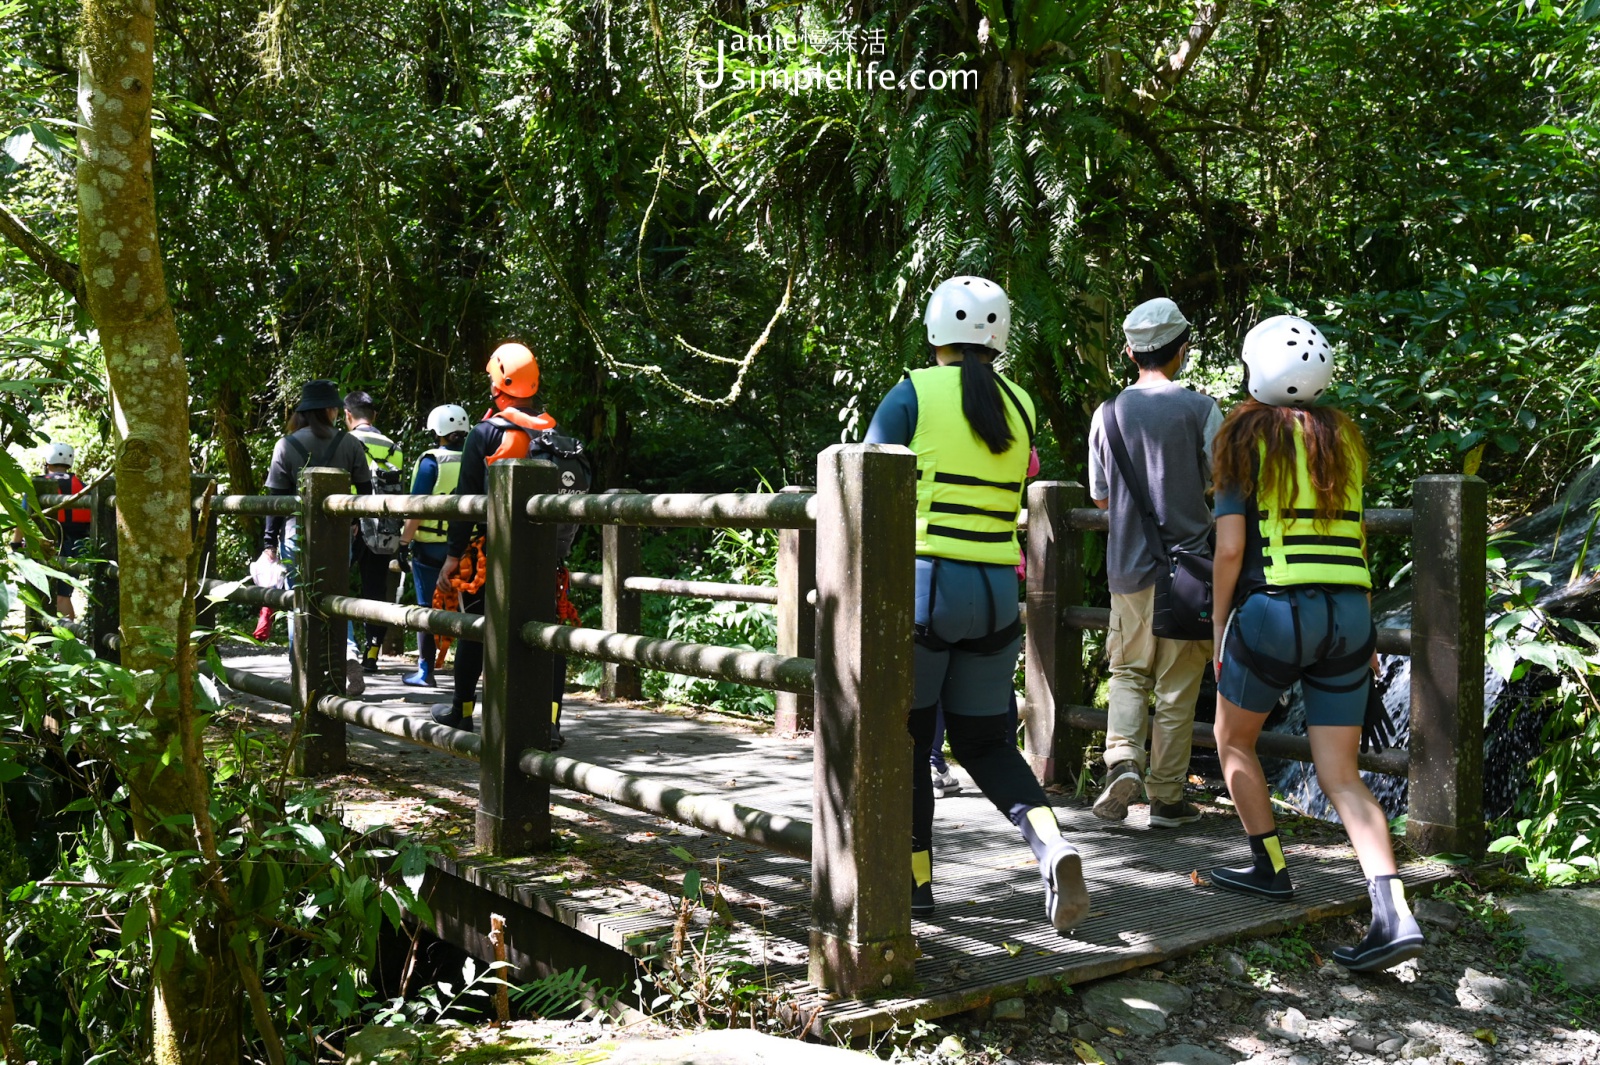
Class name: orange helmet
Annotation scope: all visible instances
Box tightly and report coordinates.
[487,341,539,398]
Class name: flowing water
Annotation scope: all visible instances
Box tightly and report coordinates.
[1264,464,1600,823]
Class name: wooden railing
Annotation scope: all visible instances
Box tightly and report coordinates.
[31,461,1488,992]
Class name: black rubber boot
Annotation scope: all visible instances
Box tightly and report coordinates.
[430,700,474,731]
[362,640,380,674]
[1333,874,1424,972]
[1210,830,1295,900]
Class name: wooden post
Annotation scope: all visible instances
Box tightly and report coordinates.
[600,489,642,701]
[292,467,350,777]
[90,476,119,662]
[478,459,559,856]
[809,444,916,993]
[1024,481,1089,787]
[775,485,817,735]
[1408,474,1487,857]
[191,473,220,633]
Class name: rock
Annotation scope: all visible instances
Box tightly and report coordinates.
[1150,1044,1234,1065]
[1213,987,1247,1012]
[1412,897,1462,931]
[993,997,1027,1021]
[1157,959,1181,973]
[1080,978,1195,1037]
[1378,1037,1406,1053]
[1287,1056,1315,1065]
[936,1034,966,1059]
[1457,967,1528,1007]
[605,1030,870,1063]
[1263,1006,1308,1043]
[344,1026,422,1065]
[1220,950,1249,978]
[1071,1022,1105,1042]
[1347,1032,1382,1052]
[1498,888,1600,989]
[1050,1007,1073,1034]
[1400,1037,1440,1060]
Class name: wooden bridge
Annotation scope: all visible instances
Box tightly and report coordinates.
[34,448,1485,1035]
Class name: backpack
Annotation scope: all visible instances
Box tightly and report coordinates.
[353,430,407,555]
[524,427,593,561]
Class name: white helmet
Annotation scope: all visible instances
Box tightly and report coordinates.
[43,441,73,467]
[924,275,1011,353]
[1241,315,1335,407]
[426,404,471,438]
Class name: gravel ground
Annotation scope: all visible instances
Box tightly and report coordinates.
[875,882,1598,1065]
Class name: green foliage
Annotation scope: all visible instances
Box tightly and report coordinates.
[0,619,436,1062]
[1485,540,1600,885]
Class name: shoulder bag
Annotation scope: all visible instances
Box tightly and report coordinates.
[1101,395,1214,641]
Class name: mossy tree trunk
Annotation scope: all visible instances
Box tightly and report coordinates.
[76,0,241,1060]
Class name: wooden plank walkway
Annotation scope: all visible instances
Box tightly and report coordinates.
[218,651,1455,1040]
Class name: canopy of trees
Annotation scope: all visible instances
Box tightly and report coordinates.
[3,0,1598,515]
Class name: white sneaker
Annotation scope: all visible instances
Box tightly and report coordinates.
[931,769,962,798]
[344,657,365,698]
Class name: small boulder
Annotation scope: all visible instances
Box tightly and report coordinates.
[1347,1031,1381,1052]
[1400,1037,1441,1060]
[1263,1006,1308,1043]
[1498,887,1600,990]
[1150,1044,1234,1065]
[1080,978,1195,1037]
[993,997,1027,1021]
[1412,897,1461,931]
[1219,950,1249,978]
[1456,967,1528,1008]
[1049,1007,1073,1034]
[1071,1022,1106,1042]
[1378,1036,1406,1054]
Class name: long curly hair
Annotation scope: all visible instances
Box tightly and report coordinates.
[1213,400,1367,527]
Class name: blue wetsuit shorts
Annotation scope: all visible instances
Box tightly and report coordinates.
[912,557,1021,716]
[1218,585,1375,727]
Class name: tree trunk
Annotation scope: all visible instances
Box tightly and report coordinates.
[75,0,241,1060]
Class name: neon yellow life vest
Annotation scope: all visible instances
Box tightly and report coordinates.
[413,448,462,543]
[907,365,1034,566]
[1255,422,1370,588]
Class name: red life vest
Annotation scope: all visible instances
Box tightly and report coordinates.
[484,405,558,466]
[51,474,91,528]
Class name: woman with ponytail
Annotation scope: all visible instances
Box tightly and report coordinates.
[862,275,1089,935]
[1207,315,1423,971]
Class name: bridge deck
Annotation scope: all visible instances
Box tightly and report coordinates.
[218,652,1453,1039]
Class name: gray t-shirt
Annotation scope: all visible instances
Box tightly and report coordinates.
[264,427,372,546]
[1088,381,1222,595]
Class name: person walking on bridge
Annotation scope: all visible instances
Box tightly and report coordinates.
[1207,315,1423,972]
[260,378,373,696]
[1088,297,1221,828]
[431,342,588,745]
[397,403,469,687]
[345,390,405,677]
[864,275,1089,934]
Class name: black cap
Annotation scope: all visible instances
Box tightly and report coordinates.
[295,379,342,412]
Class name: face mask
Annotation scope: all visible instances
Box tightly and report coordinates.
[1176,350,1189,377]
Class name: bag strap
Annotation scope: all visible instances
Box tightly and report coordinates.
[993,375,1036,444]
[1101,394,1171,566]
[287,428,346,472]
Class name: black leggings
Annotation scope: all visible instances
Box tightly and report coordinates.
[909,703,1049,855]
[453,585,567,715]
[353,540,391,647]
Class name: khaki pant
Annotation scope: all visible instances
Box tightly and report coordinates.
[1104,585,1211,804]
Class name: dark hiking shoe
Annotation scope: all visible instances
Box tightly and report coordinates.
[911,880,935,917]
[1148,799,1203,828]
[430,702,473,731]
[1093,761,1143,822]
[1208,864,1294,900]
